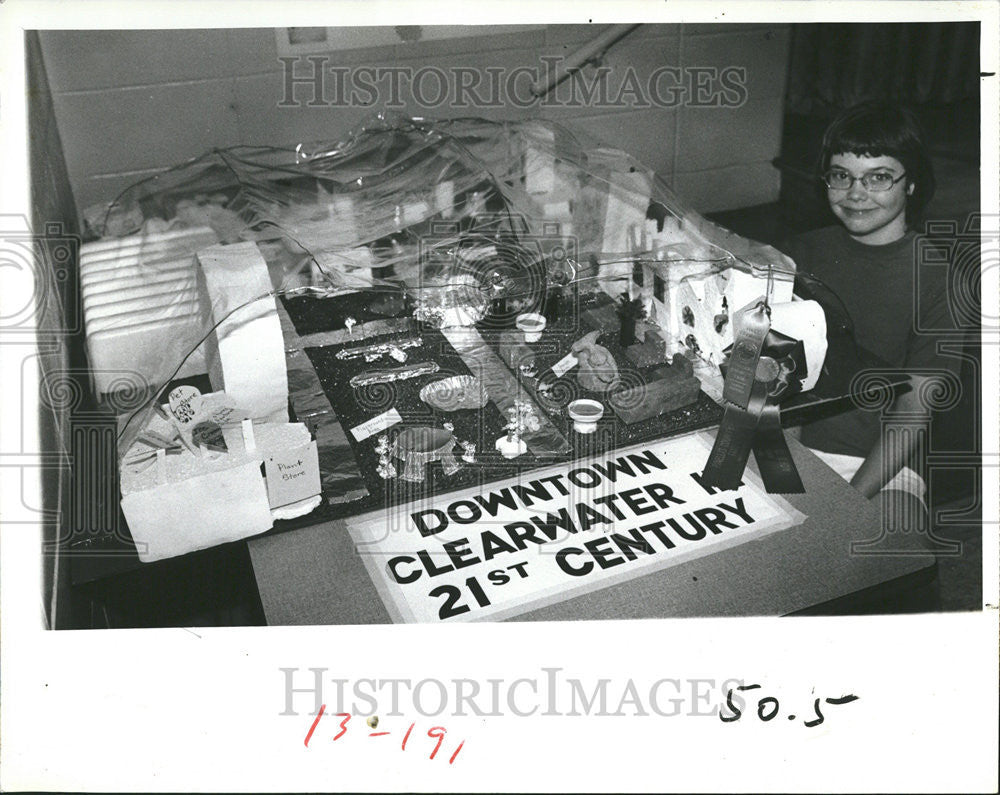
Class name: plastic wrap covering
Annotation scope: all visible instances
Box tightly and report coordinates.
[92,113,796,507]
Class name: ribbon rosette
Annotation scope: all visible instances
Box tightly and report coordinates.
[702,326,808,493]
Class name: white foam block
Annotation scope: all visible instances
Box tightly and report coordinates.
[120,414,319,559]
[80,255,195,287]
[79,230,217,395]
[85,312,207,393]
[602,169,652,257]
[524,126,556,195]
[80,248,200,280]
[197,242,289,421]
[81,244,201,273]
[83,284,199,325]
[82,268,194,303]
[434,181,455,218]
[727,268,795,319]
[121,459,273,562]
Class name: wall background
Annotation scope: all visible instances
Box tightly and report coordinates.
[37,24,791,224]
[26,31,79,629]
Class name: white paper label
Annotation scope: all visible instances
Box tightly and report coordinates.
[344,432,804,623]
[350,408,403,441]
[264,440,321,508]
[551,352,579,378]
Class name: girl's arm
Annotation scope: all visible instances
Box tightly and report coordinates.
[848,373,937,498]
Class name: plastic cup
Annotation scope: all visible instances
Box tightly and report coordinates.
[516,312,546,343]
[568,399,604,434]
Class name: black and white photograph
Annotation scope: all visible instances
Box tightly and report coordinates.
[1,1,997,792]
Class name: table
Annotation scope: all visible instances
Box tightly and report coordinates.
[66,311,921,624]
[246,434,937,624]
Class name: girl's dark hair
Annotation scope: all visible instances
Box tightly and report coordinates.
[817,102,936,227]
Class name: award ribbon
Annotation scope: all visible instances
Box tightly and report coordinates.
[702,304,807,494]
[722,300,771,409]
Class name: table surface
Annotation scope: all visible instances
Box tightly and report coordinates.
[70,303,916,621]
[247,434,936,624]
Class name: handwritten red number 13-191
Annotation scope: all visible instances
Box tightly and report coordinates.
[304,706,465,765]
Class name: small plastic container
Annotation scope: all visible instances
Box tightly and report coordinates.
[567,399,604,434]
[516,312,546,343]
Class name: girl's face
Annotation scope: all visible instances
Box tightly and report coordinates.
[827,152,913,245]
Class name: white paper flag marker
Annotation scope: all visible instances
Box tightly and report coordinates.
[155,448,167,484]
[241,418,257,453]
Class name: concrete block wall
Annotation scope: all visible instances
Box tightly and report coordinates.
[38,24,790,224]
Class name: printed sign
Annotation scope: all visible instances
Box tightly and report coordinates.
[344,431,804,623]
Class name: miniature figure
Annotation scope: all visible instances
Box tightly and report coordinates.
[460,440,476,463]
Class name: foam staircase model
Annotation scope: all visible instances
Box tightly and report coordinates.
[80,226,218,395]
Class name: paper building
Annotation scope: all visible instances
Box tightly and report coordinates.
[636,228,796,366]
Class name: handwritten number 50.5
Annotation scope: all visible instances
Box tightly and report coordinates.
[720,684,859,727]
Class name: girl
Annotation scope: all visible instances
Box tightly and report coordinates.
[782,103,959,530]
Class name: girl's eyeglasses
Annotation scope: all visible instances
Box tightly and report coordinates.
[822,170,907,192]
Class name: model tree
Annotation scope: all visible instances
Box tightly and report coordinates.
[616,291,646,347]
[495,400,541,459]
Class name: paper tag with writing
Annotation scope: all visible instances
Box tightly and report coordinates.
[168,385,202,425]
[551,352,579,378]
[264,441,321,508]
[350,408,403,441]
[192,420,227,453]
